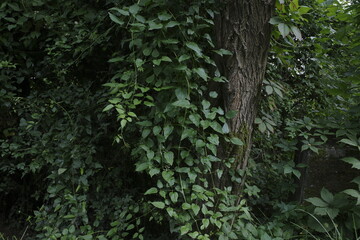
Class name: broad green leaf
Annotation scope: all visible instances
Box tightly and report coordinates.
[151,201,165,209]
[259,122,266,133]
[164,151,174,165]
[278,23,290,38]
[148,21,163,30]
[343,189,360,205]
[306,197,328,207]
[108,13,124,25]
[194,68,208,81]
[340,138,358,147]
[58,168,66,175]
[163,125,173,140]
[185,42,202,55]
[230,137,243,146]
[165,21,179,28]
[320,188,334,203]
[144,187,158,195]
[103,104,114,112]
[191,204,200,215]
[298,6,311,15]
[129,4,140,15]
[210,121,223,133]
[222,123,230,134]
[169,192,178,203]
[291,25,302,40]
[178,54,190,62]
[342,157,360,169]
[110,7,129,16]
[135,162,149,172]
[158,12,172,21]
[225,110,237,119]
[172,99,191,108]
[265,86,273,95]
[209,91,218,98]
[162,170,174,183]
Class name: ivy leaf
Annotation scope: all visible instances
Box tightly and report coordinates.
[278,23,290,38]
[225,110,237,119]
[343,189,360,205]
[306,197,328,207]
[144,187,158,195]
[291,25,302,40]
[135,162,149,172]
[230,137,244,146]
[151,201,165,209]
[340,138,358,147]
[191,204,200,216]
[148,21,163,30]
[320,188,334,203]
[162,170,174,183]
[185,42,202,55]
[169,192,178,203]
[158,12,172,21]
[164,151,174,165]
[108,13,124,25]
[172,99,191,108]
[129,4,140,15]
[342,157,360,169]
[193,68,208,81]
[163,125,173,140]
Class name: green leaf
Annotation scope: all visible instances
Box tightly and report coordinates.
[186,42,202,55]
[164,151,174,165]
[169,192,178,203]
[209,91,218,98]
[194,68,208,81]
[151,201,165,209]
[172,99,191,108]
[103,104,114,112]
[210,121,223,133]
[265,86,273,95]
[148,21,163,30]
[136,162,149,172]
[222,123,230,134]
[343,189,360,205]
[259,122,266,133]
[158,12,172,21]
[320,188,334,203]
[340,138,358,147]
[129,4,140,15]
[291,25,302,40]
[163,125,173,140]
[180,224,190,235]
[162,170,174,183]
[110,7,129,16]
[230,137,244,146]
[58,168,66,175]
[165,21,179,28]
[306,197,328,207]
[342,157,360,169]
[298,6,312,15]
[144,187,158,195]
[191,204,200,215]
[278,23,290,38]
[178,54,190,62]
[225,110,237,119]
[175,88,188,100]
[108,13,124,25]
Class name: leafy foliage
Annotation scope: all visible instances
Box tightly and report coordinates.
[0,0,359,240]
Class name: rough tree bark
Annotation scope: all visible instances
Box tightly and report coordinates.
[215,0,274,194]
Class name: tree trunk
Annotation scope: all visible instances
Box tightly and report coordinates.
[215,0,274,194]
